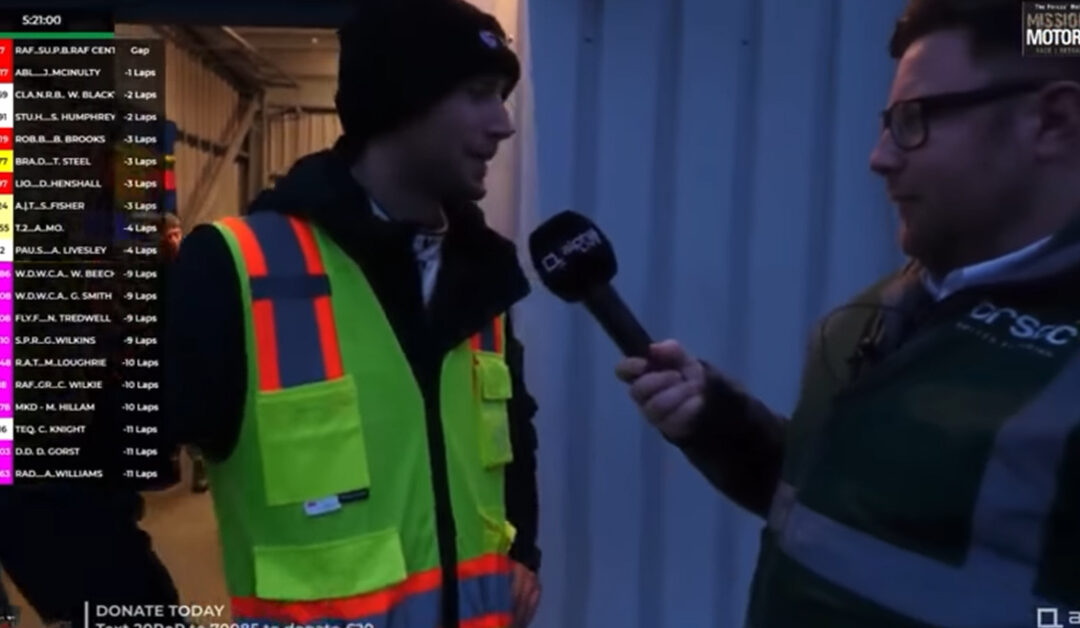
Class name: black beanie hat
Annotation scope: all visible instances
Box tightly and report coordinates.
[335,0,521,151]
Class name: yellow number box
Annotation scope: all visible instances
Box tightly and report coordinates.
[0,195,12,242]
[0,151,11,174]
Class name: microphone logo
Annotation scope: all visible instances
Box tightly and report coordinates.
[541,252,565,273]
[539,227,603,274]
[529,210,617,302]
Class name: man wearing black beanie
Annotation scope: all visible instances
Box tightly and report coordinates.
[165,1,542,627]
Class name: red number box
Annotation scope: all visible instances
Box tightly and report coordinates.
[0,40,11,79]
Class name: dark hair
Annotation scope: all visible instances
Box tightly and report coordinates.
[889,0,1080,81]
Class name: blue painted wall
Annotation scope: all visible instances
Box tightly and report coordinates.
[516,1,907,626]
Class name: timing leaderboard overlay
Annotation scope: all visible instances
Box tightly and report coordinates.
[0,11,170,485]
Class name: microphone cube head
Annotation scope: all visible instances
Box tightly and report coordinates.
[528,210,617,302]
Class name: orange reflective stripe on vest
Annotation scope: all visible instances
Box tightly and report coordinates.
[219,216,280,390]
[469,317,504,395]
[287,216,344,381]
[231,554,512,628]
[217,215,344,391]
[459,614,512,628]
[469,317,502,353]
[457,554,512,627]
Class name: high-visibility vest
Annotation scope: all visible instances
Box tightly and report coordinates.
[205,212,517,628]
[745,282,1080,628]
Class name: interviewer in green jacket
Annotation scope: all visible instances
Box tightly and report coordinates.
[617,1,1080,626]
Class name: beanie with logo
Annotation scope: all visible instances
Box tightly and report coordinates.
[335,0,521,153]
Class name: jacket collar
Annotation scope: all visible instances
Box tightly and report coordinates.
[250,139,530,352]
[901,210,1080,299]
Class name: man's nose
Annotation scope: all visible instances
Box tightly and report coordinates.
[868,129,903,176]
[489,104,515,141]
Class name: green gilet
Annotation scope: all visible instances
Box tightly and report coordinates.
[747,267,1080,628]
[203,212,516,627]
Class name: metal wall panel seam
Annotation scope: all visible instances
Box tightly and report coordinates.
[564,0,605,625]
[638,0,685,624]
[803,0,841,333]
[719,0,764,625]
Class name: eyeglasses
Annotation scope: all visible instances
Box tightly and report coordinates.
[880,81,1049,150]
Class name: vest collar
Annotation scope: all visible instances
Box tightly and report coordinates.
[256,141,530,353]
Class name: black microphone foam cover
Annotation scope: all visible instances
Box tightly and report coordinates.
[528,210,617,302]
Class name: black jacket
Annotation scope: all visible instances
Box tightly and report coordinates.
[163,141,542,610]
[673,265,934,519]
[674,217,1080,524]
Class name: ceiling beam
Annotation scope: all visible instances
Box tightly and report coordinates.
[266,81,336,109]
[206,41,339,53]
[254,51,337,76]
[186,98,259,227]
[272,73,336,81]
[218,25,300,88]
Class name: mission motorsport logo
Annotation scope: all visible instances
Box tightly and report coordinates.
[1023,2,1080,56]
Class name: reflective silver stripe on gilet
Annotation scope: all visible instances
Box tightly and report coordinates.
[765,348,1080,628]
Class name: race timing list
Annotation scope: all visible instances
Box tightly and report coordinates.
[0,18,169,485]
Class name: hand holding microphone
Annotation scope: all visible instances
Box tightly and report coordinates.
[614,340,706,440]
[528,211,706,438]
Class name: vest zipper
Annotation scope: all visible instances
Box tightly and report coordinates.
[422,357,460,627]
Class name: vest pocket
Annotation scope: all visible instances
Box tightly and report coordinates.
[474,352,514,468]
[252,527,407,600]
[255,374,371,507]
[480,508,517,555]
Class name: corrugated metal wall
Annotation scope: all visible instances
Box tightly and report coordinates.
[161,38,247,226]
[264,111,342,184]
[515,0,907,626]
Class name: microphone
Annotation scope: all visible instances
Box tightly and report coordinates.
[528,210,654,357]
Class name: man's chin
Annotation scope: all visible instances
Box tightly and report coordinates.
[461,180,487,201]
[438,184,486,204]
[898,227,945,270]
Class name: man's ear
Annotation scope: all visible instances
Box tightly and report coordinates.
[1034,81,1080,160]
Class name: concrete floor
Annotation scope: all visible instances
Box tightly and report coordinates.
[2,458,230,627]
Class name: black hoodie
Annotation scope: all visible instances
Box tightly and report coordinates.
[163,140,541,618]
